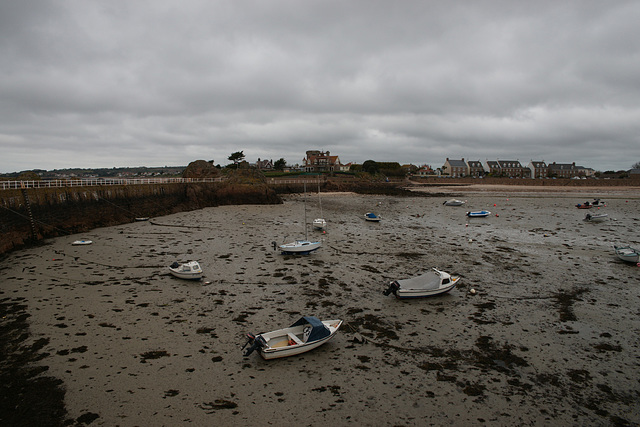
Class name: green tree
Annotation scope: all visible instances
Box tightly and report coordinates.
[228,151,245,164]
[633,161,640,169]
[362,160,379,174]
[274,158,287,171]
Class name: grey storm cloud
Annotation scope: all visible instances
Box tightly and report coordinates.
[1,0,639,172]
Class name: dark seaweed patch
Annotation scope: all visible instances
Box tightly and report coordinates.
[349,314,399,341]
[200,399,238,412]
[0,299,68,426]
[553,287,589,322]
[592,343,622,352]
[140,350,170,363]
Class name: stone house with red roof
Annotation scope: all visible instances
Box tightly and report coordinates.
[303,150,341,173]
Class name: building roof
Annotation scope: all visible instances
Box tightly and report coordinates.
[446,159,467,167]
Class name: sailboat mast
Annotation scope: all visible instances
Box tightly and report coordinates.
[318,175,323,217]
[303,182,308,240]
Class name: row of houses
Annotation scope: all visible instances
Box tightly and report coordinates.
[435,158,595,179]
[253,150,598,179]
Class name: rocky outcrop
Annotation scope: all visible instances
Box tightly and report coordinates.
[182,160,221,178]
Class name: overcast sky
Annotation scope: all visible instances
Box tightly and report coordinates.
[1,1,639,173]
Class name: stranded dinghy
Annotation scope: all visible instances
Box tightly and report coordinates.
[383,268,461,299]
[242,316,343,359]
[169,261,203,280]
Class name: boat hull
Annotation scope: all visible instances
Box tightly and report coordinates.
[256,319,342,359]
[279,240,321,255]
[364,213,381,222]
[169,271,203,280]
[384,268,461,299]
[584,214,608,223]
[393,278,459,299]
[614,246,640,264]
[466,211,491,218]
[169,261,203,280]
[72,240,93,245]
[312,218,327,230]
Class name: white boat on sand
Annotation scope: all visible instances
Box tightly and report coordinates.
[364,212,382,222]
[443,199,465,206]
[584,213,608,223]
[276,183,321,255]
[169,261,203,280]
[313,218,327,231]
[613,245,639,264]
[466,210,491,218]
[72,239,93,245]
[276,240,322,255]
[383,268,461,299]
[242,316,343,359]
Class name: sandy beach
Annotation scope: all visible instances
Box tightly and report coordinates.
[2,185,639,426]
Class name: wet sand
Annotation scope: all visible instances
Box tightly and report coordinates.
[1,186,639,425]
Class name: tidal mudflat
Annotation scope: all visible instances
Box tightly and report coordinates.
[1,187,639,426]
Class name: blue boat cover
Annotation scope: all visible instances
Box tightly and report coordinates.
[365,213,378,218]
[291,316,330,342]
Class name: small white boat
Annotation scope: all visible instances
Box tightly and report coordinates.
[242,316,343,359]
[169,261,203,280]
[613,245,640,264]
[135,217,149,221]
[591,199,606,207]
[584,213,608,223]
[443,199,465,206]
[276,240,322,255]
[313,218,327,230]
[383,268,461,299]
[466,210,491,218]
[72,239,93,245]
[364,212,381,222]
[276,183,322,255]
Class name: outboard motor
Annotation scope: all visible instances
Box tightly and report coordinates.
[272,241,277,251]
[170,261,180,268]
[242,333,266,357]
[383,281,400,296]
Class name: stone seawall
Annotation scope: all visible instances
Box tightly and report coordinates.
[0,182,281,255]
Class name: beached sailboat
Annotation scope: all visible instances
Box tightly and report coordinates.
[275,184,321,255]
[312,177,327,231]
[242,316,343,359]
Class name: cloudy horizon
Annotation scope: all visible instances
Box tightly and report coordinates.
[1,1,639,174]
